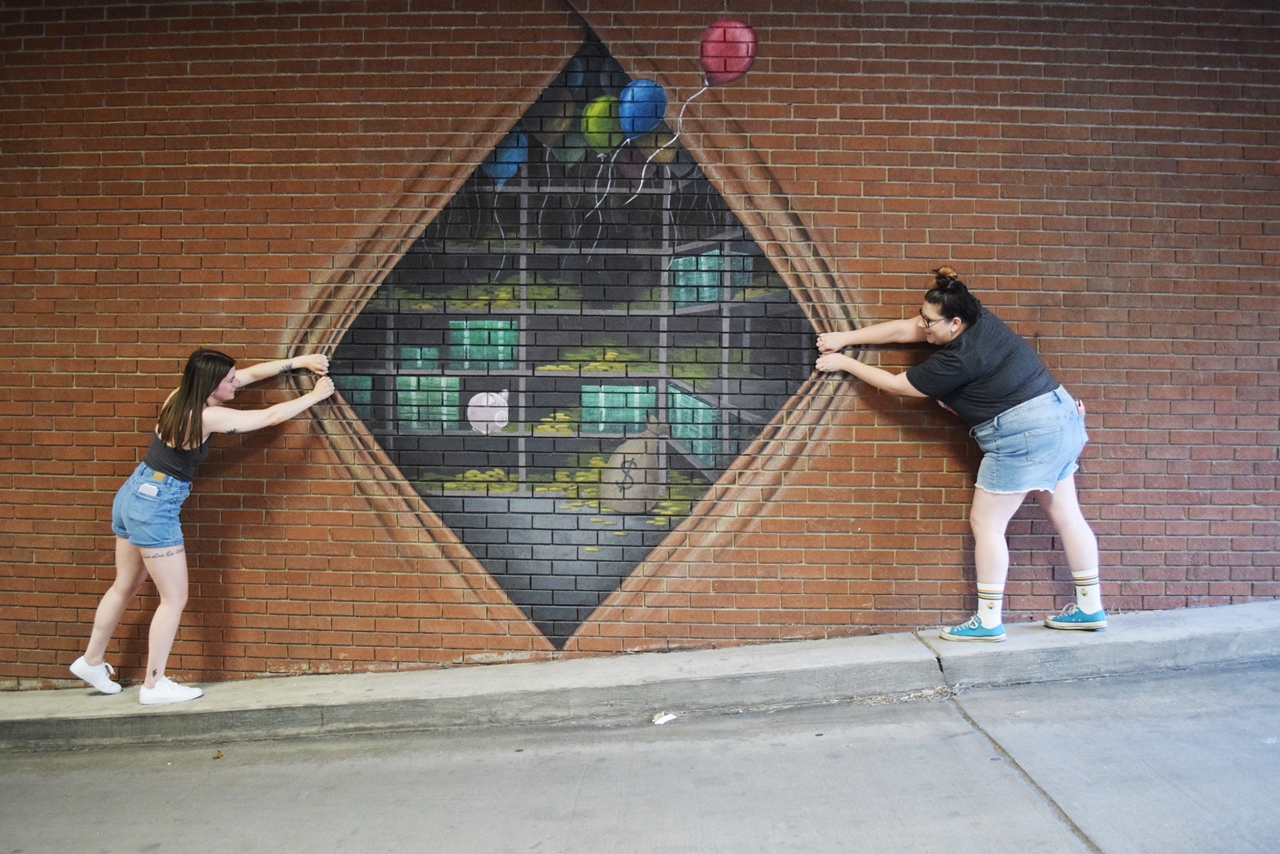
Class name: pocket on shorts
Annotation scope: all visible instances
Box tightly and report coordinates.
[977,419,1057,459]
[126,483,165,525]
[1018,424,1066,466]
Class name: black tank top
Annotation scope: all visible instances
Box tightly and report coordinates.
[142,432,211,482]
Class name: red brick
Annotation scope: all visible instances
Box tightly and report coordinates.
[3,0,1277,686]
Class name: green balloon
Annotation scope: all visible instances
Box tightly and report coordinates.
[553,131,588,164]
[581,96,623,154]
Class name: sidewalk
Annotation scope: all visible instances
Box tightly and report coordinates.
[4,599,1278,751]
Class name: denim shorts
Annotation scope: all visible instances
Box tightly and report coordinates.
[110,463,192,548]
[970,386,1087,494]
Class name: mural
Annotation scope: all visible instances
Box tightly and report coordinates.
[330,28,814,647]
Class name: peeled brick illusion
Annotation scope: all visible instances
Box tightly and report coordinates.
[331,35,813,647]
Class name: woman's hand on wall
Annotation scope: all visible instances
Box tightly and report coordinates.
[294,353,330,376]
[311,376,335,401]
[816,331,859,354]
[816,352,858,374]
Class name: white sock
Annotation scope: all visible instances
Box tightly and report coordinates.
[1073,572,1104,614]
[976,583,1004,629]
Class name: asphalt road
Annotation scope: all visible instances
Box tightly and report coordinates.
[3,660,1277,854]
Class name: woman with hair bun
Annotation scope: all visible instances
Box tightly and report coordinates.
[70,349,335,703]
[816,267,1105,642]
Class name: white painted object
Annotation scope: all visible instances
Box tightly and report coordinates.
[467,390,510,435]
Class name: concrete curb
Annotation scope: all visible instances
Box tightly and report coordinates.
[2,600,1277,750]
[0,633,944,750]
[924,598,1280,689]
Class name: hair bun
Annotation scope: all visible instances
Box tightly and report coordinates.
[933,265,958,280]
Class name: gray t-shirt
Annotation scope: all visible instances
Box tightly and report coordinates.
[905,308,1058,428]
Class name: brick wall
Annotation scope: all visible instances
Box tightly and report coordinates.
[2,0,1277,687]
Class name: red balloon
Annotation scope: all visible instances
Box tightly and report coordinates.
[699,20,757,86]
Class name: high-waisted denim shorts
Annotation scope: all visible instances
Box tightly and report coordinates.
[110,463,192,548]
[969,386,1087,494]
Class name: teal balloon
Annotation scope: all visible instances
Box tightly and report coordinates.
[481,131,528,189]
[619,79,667,140]
[562,56,585,91]
[553,131,588,164]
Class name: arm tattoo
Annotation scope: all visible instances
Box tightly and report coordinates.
[276,362,293,375]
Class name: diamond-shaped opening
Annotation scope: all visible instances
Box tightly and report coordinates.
[332,35,814,647]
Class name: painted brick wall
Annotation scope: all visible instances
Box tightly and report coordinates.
[2,0,1277,687]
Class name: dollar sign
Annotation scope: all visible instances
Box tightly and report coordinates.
[620,456,638,492]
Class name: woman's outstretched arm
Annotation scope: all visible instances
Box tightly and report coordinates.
[816,317,928,354]
[233,354,329,388]
[815,351,927,398]
[202,377,335,436]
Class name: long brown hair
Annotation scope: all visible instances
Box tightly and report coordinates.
[156,349,235,450]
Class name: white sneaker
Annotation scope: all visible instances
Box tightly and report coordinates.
[138,676,203,705]
[70,656,122,694]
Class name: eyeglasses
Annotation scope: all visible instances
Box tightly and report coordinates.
[919,309,947,327]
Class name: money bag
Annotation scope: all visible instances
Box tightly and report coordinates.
[600,417,668,513]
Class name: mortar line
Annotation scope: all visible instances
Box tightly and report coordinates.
[947,695,1105,854]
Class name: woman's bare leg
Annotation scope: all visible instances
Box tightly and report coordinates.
[138,544,189,688]
[1034,475,1105,615]
[940,487,1030,639]
[967,488,1032,627]
[1033,475,1099,577]
[82,538,150,665]
[970,488,1031,588]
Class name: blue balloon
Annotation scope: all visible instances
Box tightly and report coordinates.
[481,131,528,189]
[618,79,668,141]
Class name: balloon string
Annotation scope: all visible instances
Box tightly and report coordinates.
[536,168,551,231]
[660,82,709,157]
[492,196,507,283]
[624,82,709,206]
[587,144,630,259]
[570,155,609,244]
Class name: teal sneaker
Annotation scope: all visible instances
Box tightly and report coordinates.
[1044,603,1107,631]
[939,615,1006,643]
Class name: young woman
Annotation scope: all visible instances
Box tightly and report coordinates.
[70,349,335,703]
[815,267,1105,642]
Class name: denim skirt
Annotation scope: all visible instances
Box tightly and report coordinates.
[969,386,1087,494]
[110,463,192,548]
